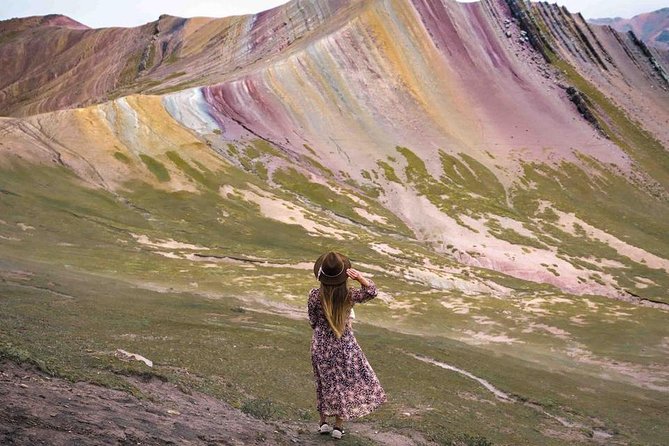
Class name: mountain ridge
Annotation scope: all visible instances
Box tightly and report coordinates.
[590,7,669,50]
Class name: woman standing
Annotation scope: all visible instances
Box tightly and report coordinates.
[308,251,386,439]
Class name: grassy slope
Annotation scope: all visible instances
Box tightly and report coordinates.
[1,155,668,445]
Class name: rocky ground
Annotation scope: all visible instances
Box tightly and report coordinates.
[0,360,431,446]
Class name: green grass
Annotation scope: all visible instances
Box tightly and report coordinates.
[117,49,144,85]
[1,257,666,445]
[377,160,401,184]
[139,154,170,182]
[114,151,131,164]
[166,150,212,187]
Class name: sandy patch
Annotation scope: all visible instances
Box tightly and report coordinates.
[522,323,571,340]
[519,298,552,315]
[387,299,421,315]
[606,309,634,318]
[582,298,599,310]
[354,207,388,224]
[237,297,307,321]
[472,315,500,326]
[440,297,473,314]
[17,223,35,231]
[569,315,588,326]
[185,253,311,270]
[118,333,173,342]
[373,290,394,304]
[549,297,574,305]
[221,184,354,240]
[115,349,153,367]
[343,192,367,206]
[461,330,523,345]
[131,233,209,250]
[403,266,498,295]
[634,276,656,289]
[557,211,669,272]
[370,243,403,256]
[492,216,539,240]
[583,256,627,269]
[218,184,236,198]
[154,251,182,259]
[457,391,497,405]
[564,346,669,392]
[634,276,656,285]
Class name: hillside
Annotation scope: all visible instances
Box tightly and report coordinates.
[1,0,668,444]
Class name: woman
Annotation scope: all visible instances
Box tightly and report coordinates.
[308,251,386,439]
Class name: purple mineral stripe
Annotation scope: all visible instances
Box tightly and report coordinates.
[203,77,299,150]
[200,87,248,140]
[410,0,474,65]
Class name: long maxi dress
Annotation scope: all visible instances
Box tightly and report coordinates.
[308,281,386,420]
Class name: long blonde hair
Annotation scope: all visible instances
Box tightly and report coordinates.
[319,282,352,338]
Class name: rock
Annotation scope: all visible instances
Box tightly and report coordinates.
[565,86,607,136]
[114,349,153,367]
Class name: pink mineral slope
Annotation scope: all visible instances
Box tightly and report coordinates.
[202,0,632,177]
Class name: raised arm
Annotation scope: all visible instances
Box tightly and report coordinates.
[347,268,377,304]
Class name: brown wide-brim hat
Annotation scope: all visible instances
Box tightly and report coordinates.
[313,252,351,285]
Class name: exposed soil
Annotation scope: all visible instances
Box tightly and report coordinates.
[0,360,429,446]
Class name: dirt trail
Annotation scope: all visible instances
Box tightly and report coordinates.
[0,360,429,445]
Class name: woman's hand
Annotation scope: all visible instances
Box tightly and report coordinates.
[346,268,370,286]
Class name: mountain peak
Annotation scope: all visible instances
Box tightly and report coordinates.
[39,14,89,29]
[0,14,89,33]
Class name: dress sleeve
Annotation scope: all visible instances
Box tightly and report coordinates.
[307,289,319,329]
[350,280,377,304]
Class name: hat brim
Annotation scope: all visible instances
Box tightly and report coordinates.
[314,252,351,285]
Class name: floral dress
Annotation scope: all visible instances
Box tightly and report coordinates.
[308,281,387,420]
